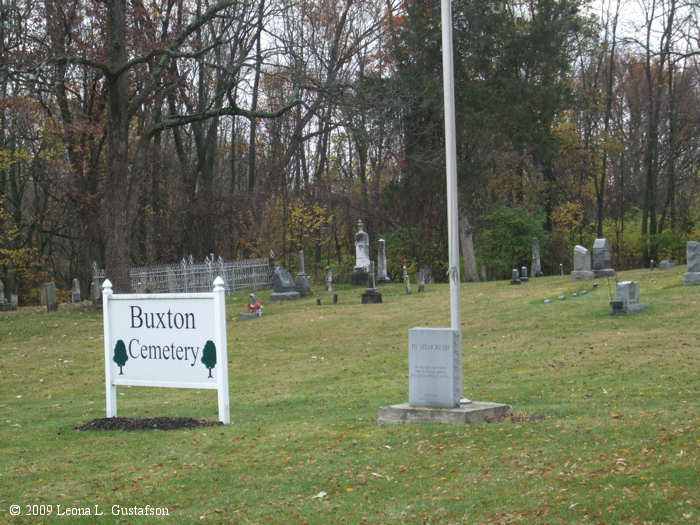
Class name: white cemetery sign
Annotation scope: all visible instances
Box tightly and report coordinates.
[102,277,230,423]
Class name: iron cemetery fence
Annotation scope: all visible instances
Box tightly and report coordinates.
[92,255,272,296]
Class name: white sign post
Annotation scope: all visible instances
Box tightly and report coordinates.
[102,276,230,423]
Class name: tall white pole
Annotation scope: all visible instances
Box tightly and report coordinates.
[441,0,461,333]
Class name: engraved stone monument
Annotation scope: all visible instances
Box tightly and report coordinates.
[592,238,615,277]
[294,250,313,296]
[408,328,461,408]
[71,278,81,302]
[351,219,371,286]
[403,265,411,294]
[44,282,58,312]
[270,266,300,301]
[361,261,383,304]
[571,245,594,281]
[510,268,521,285]
[611,281,646,314]
[325,266,333,292]
[684,241,700,285]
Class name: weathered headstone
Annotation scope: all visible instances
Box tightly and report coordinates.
[408,328,461,408]
[659,259,675,270]
[531,238,543,277]
[417,269,426,293]
[420,266,433,284]
[377,239,391,282]
[571,245,594,281]
[294,250,313,296]
[270,266,300,301]
[403,265,411,294]
[10,294,18,310]
[325,266,333,292]
[90,279,102,305]
[520,266,529,282]
[684,241,700,285]
[592,238,615,277]
[560,263,564,276]
[166,268,178,292]
[510,268,521,285]
[352,219,371,286]
[44,282,58,312]
[71,278,81,302]
[362,261,383,304]
[611,281,646,314]
[0,280,14,311]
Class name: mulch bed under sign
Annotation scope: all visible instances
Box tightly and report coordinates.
[75,417,223,431]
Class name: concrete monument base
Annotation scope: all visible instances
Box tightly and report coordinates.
[377,401,511,425]
[684,272,700,285]
[571,270,594,281]
[593,268,616,278]
[361,288,382,304]
[270,291,300,301]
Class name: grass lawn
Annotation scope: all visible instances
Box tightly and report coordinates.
[0,266,697,524]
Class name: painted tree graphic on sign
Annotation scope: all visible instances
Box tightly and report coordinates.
[201,340,217,378]
[113,339,128,375]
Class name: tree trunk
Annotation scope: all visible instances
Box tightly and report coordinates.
[103,0,132,292]
[459,211,479,282]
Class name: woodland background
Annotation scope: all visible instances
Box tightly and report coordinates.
[1,0,698,301]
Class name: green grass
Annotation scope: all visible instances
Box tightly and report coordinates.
[1,267,698,524]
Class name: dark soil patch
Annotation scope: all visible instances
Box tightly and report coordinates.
[75,417,223,431]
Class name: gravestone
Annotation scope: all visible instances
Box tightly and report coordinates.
[659,259,675,270]
[71,278,81,302]
[270,266,300,301]
[90,279,102,305]
[361,261,383,304]
[352,219,371,286]
[684,241,700,285]
[166,268,178,292]
[520,266,529,282]
[420,266,433,284]
[510,268,521,285]
[10,294,18,310]
[408,328,461,408]
[531,238,543,277]
[325,266,333,292]
[294,250,313,296]
[592,238,615,277]
[417,269,426,293]
[611,281,646,314]
[571,245,594,281]
[403,265,411,294]
[377,239,391,282]
[0,280,14,311]
[44,282,58,312]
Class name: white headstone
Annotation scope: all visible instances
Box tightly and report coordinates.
[354,220,370,272]
[409,328,461,408]
[71,278,81,302]
[377,239,391,282]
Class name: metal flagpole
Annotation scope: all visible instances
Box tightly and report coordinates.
[441,0,467,402]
